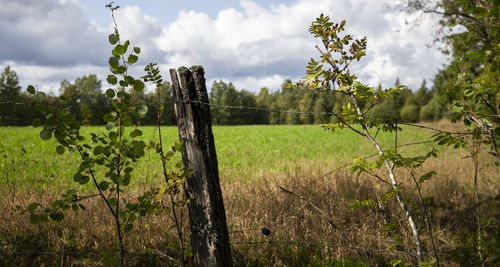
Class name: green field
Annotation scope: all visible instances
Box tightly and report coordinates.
[0,124,435,190]
[2,124,497,266]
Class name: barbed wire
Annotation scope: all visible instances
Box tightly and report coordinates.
[231,240,450,257]
[0,240,450,258]
[0,100,475,135]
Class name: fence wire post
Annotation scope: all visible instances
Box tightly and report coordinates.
[170,65,232,267]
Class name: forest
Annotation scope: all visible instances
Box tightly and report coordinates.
[0,68,448,126]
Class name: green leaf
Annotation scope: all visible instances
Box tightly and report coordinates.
[112,44,127,56]
[119,80,128,87]
[29,213,40,224]
[124,223,133,233]
[99,181,110,191]
[93,146,104,156]
[56,145,65,155]
[78,176,90,185]
[49,212,64,222]
[452,105,464,113]
[40,129,52,140]
[133,46,141,54]
[129,129,142,138]
[122,114,132,126]
[109,131,118,142]
[133,80,145,92]
[27,85,36,94]
[136,104,148,117]
[27,203,39,213]
[128,54,138,64]
[108,33,119,45]
[464,89,474,97]
[108,56,120,68]
[107,75,118,85]
[418,171,436,185]
[105,88,115,98]
[113,66,127,74]
[109,197,117,206]
[103,111,117,123]
[105,122,114,130]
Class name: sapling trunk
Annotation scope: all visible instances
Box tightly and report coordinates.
[410,172,440,266]
[351,97,424,264]
[156,84,186,267]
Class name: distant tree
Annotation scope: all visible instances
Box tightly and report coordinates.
[255,87,273,124]
[420,95,446,121]
[209,80,239,125]
[414,79,432,107]
[400,103,420,122]
[0,66,21,101]
[59,75,109,124]
[0,66,22,125]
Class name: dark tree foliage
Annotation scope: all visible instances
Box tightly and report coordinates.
[0,72,440,125]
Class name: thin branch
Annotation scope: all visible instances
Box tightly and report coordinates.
[310,140,435,186]
[487,128,500,165]
[410,172,440,266]
[321,103,365,136]
[472,132,485,263]
[230,240,430,257]
[76,147,116,218]
[278,185,370,265]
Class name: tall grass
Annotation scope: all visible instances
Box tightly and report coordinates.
[1,123,498,265]
[0,124,435,189]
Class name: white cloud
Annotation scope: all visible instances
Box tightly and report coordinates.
[113,6,166,63]
[155,0,448,91]
[0,0,108,66]
[0,0,450,94]
[1,60,108,94]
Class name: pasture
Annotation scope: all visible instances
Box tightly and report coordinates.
[0,123,498,266]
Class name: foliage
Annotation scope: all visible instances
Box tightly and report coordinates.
[0,74,439,126]
[297,13,445,265]
[18,4,189,266]
[0,66,21,101]
[0,66,22,125]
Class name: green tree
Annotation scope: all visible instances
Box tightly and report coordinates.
[406,1,500,264]
[59,75,108,125]
[209,80,239,125]
[414,79,432,108]
[300,14,434,264]
[0,66,22,125]
[255,87,273,124]
[0,66,21,101]
[400,103,419,122]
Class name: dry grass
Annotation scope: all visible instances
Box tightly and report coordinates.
[1,150,498,266]
[1,122,499,266]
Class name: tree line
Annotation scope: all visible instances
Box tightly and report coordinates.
[0,66,450,126]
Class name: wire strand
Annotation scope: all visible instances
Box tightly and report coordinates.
[0,100,475,135]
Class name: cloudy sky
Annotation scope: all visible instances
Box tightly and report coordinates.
[0,0,449,94]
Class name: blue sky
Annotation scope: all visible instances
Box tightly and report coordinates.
[0,0,449,94]
[85,0,291,27]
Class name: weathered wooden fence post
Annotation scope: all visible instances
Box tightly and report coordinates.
[170,66,232,266]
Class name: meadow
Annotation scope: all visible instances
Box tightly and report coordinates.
[0,124,436,189]
[0,123,498,266]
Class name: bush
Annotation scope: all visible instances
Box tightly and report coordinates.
[400,104,419,122]
[420,96,445,121]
